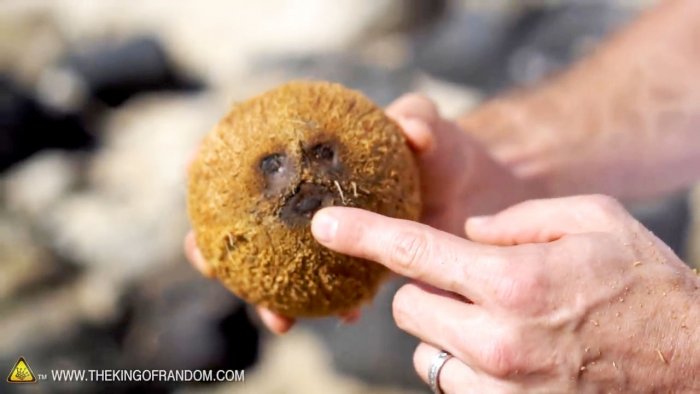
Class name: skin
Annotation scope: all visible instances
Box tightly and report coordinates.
[184,0,700,390]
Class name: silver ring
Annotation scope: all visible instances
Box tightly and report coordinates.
[428,350,452,394]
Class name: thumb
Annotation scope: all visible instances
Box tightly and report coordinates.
[465,195,627,245]
[386,93,439,153]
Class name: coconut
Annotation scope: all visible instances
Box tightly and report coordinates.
[187,81,421,316]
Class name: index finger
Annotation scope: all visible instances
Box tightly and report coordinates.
[311,207,508,304]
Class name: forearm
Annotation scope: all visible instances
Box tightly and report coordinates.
[459,0,700,201]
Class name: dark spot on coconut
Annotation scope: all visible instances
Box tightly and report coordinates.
[303,140,343,177]
[260,153,284,174]
[311,143,335,162]
[280,182,334,226]
[258,152,296,197]
[294,193,323,214]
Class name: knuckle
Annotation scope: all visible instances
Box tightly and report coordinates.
[480,332,522,378]
[492,265,547,312]
[389,230,431,272]
[497,275,547,315]
[493,275,531,309]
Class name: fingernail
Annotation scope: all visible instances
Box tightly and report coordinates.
[312,210,338,243]
[398,116,427,131]
[397,117,435,154]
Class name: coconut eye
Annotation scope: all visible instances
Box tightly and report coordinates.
[260,153,285,175]
[310,143,335,162]
[259,152,295,197]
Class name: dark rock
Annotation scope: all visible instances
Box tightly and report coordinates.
[410,5,516,92]
[118,264,256,373]
[394,0,448,31]
[60,36,202,107]
[411,2,638,94]
[0,76,94,172]
[505,3,637,88]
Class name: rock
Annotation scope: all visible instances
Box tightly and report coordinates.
[0,2,65,85]
[505,3,638,88]
[3,150,81,220]
[42,0,413,87]
[42,93,223,279]
[0,76,94,172]
[119,264,254,373]
[410,3,517,92]
[0,272,115,360]
[411,1,641,94]
[54,36,201,107]
[0,212,77,302]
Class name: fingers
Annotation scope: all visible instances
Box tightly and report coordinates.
[394,283,501,368]
[184,231,216,278]
[311,207,512,303]
[386,93,441,126]
[395,117,435,154]
[340,309,361,324]
[257,306,359,334]
[256,307,295,335]
[386,94,439,153]
[413,342,481,394]
[466,195,629,246]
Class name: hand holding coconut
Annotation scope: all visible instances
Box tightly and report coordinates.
[184,88,539,332]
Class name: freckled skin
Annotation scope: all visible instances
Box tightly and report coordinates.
[187,81,421,317]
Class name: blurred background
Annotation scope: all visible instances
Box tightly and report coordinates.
[1,0,697,393]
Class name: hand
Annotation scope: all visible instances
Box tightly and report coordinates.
[183,93,541,333]
[386,95,543,235]
[309,195,700,392]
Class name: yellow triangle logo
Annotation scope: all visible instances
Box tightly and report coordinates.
[7,357,37,383]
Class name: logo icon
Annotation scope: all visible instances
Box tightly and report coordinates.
[7,357,37,383]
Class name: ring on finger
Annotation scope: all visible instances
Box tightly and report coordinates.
[428,350,453,394]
